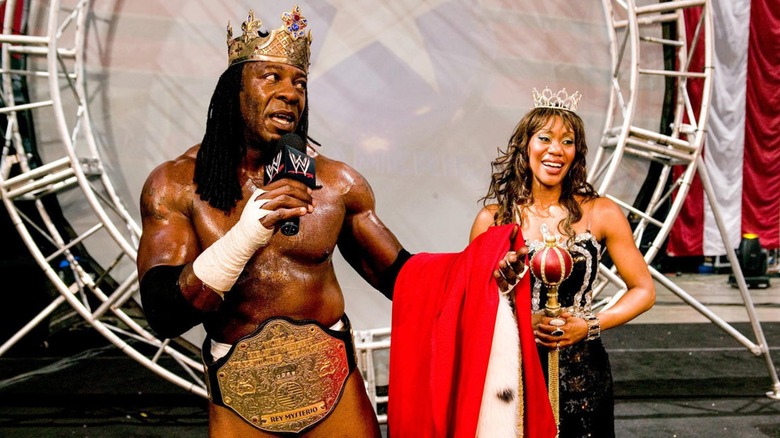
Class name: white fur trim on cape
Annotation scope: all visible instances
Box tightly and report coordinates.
[476,294,520,437]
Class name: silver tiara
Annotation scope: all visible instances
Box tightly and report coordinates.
[532,87,581,112]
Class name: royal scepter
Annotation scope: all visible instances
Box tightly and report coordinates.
[530,229,573,429]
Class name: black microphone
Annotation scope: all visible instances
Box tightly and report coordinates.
[264,133,316,236]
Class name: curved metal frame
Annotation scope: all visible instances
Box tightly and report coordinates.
[1,0,778,427]
[0,0,206,397]
[592,0,780,398]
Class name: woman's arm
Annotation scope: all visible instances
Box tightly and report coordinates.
[591,197,656,331]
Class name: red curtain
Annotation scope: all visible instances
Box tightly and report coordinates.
[669,0,780,256]
[667,7,706,257]
[742,0,780,248]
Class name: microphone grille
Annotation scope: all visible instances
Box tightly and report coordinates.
[278,133,306,152]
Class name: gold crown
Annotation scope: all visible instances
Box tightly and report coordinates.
[532,87,581,112]
[226,5,312,73]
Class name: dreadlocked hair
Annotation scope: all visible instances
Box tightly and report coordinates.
[195,64,245,212]
[480,107,599,242]
[194,63,310,213]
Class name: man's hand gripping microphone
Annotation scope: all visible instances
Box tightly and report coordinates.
[192,189,274,297]
[264,133,317,236]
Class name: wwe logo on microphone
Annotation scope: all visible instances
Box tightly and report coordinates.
[265,153,284,182]
[264,143,317,188]
[289,153,313,179]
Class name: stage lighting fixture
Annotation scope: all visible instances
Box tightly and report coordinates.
[729,233,770,288]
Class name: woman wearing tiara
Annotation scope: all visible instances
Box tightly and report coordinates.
[469,88,655,437]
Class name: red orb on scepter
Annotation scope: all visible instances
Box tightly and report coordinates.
[530,234,574,316]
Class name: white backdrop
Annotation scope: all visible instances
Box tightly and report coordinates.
[71,0,651,330]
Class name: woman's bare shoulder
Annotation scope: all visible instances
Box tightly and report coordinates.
[589,196,623,216]
[584,196,631,240]
[469,204,500,242]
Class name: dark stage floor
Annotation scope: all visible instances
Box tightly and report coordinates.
[5,268,780,438]
[2,322,780,437]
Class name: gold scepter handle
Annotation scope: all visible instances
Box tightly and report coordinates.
[546,284,563,430]
[545,284,562,317]
[548,347,560,429]
[530,232,572,436]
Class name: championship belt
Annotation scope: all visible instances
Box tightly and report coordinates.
[203,315,356,434]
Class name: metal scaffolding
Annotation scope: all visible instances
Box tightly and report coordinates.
[0,1,776,428]
[593,0,779,398]
[0,0,207,397]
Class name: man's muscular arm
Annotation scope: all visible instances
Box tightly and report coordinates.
[137,153,315,339]
[136,158,218,338]
[191,189,274,295]
[141,187,275,339]
[139,264,206,339]
[334,163,409,299]
[140,190,274,339]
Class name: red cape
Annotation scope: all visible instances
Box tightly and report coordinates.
[388,224,556,437]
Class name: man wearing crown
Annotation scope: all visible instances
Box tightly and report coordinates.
[136,5,549,437]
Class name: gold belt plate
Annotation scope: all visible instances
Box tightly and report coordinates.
[216,319,350,433]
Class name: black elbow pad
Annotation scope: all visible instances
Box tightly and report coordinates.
[377,249,413,301]
[140,265,205,340]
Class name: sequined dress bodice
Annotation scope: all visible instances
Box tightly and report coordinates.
[528,232,601,317]
[527,232,615,438]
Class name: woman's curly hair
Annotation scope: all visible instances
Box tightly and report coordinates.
[480,107,598,240]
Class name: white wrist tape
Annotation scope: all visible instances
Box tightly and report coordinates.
[193,190,274,294]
